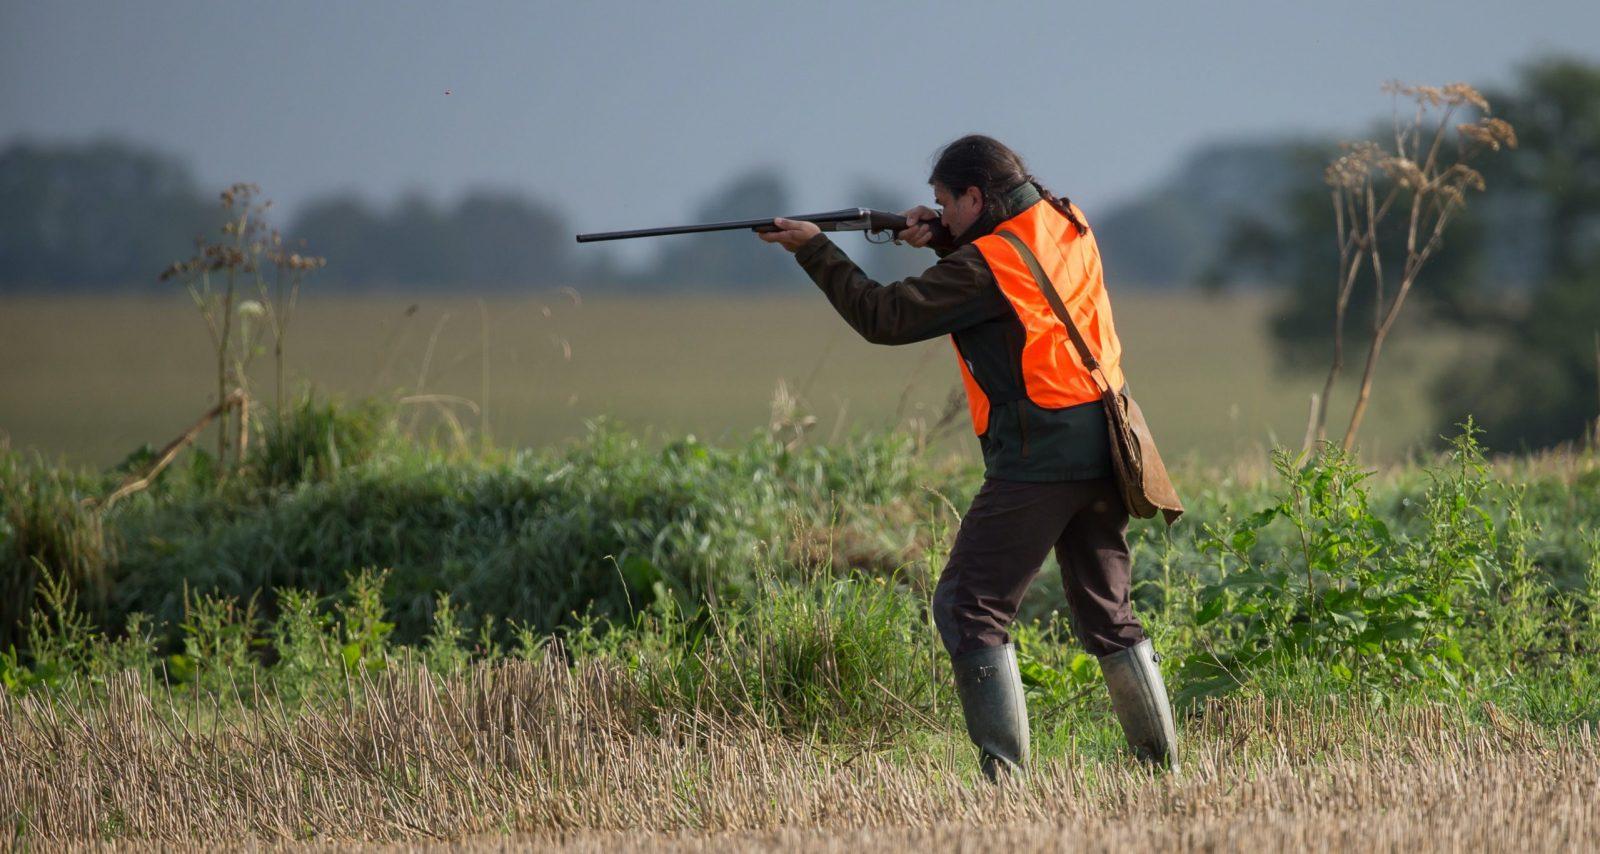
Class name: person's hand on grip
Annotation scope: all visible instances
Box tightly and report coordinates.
[758,217,822,252]
[897,205,941,248]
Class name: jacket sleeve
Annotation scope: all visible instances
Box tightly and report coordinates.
[792,234,1010,345]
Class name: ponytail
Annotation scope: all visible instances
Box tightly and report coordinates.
[1025,174,1087,236]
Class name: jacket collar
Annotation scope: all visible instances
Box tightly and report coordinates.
[951,181,1043,248]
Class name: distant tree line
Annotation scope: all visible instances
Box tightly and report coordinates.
[2,53,1595,450]
[0,143,927,294]
[0,140,218,287]
[0,133,1400,295]
[291,191,571,290]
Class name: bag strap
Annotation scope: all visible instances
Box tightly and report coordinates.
[995,230,1112,394]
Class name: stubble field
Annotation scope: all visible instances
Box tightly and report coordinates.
[4,661,1595,850]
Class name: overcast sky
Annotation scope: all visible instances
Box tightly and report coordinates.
[3,0,1598,244]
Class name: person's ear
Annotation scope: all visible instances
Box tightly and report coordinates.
[961,185,984,212]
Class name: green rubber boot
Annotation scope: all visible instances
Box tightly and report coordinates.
[1099,638,1179,771]
[950,643,1030,782]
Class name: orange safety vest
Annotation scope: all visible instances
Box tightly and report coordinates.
[951,200,1125,435]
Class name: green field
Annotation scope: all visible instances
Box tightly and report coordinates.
[0,290,1474,468]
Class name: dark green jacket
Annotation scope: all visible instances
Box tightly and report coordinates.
[794,183,1112,482]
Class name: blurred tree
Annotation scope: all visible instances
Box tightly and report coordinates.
[1095,193,1210,287]
[385,193,452,285]
[287,194,384,285]
[449,191,571,287]
[1205,140,1487,369]
[1096,139,1309,288]
[652,168,798,290]
[0,138,216,290]
[1434,56,1600,450]
[1481,57,1600,282]
[288,190,570,288]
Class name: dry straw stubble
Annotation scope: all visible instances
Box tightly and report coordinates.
[2,654,1597,850]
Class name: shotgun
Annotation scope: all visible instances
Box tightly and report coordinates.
[575,208,951,246]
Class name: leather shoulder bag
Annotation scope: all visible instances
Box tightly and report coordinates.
[997,230,1184,526]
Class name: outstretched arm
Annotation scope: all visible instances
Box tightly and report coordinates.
[785,232,1009,345]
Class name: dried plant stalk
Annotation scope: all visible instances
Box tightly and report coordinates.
[160,184,324,468]
[1306,82,1516,452]
[94,389,249,511]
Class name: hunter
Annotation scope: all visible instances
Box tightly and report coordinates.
[759,134,1180,780]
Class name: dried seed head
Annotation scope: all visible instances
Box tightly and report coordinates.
[1324,141,1382,189]
[158,260,189,282]
[1442,163,1487,193]
[1459,118,1518,151]
[166,183,325,282]
[1489,118,1517,149]
[1383,80,1481,111]
[1378,156,1425,190]
[1383,81,1439,106]
[269,249,327,271]
[1458,123,1492,149]
[1443,83,1489,112]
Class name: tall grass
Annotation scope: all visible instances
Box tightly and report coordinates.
[0,454,109,649]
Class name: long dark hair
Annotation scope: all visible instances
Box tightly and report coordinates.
[928,134,1086,234]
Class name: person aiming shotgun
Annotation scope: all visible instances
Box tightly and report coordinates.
[759,135,1181,780]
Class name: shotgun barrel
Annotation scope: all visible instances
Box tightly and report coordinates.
[575,208,950,245]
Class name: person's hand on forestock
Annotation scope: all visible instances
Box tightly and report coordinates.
[758,217,822,252]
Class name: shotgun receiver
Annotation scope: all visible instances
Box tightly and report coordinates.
[575,208,951,246]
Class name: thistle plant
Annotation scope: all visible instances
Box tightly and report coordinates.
[159,184,324,466]
[1311,82,1517,451]
[160,183,261,463]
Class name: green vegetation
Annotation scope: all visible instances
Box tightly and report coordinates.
[2,398,1597,845]
[2,397,961,650]
[3,400,1597,724]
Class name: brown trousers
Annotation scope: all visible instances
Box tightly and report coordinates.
[932,477,1145,659]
